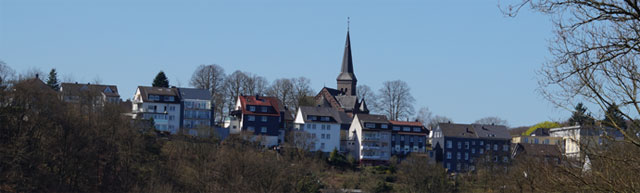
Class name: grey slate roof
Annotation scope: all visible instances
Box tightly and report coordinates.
[357,114,389,124]
[335,95,358,111]
[178,87,211,100]
[299,106,351,124]
[61,82,120,97]
[438,123,510,140]
[137,86,179,102]
[514,143,562,157]
[337,31,357,81]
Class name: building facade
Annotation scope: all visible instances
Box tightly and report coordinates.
[347,114,392,165]
[390,120,429,156]
[177,87,214,135]
[229,95,286,147]
[293,106,349,152]
[132,86,181,133]
[431,123,512,173]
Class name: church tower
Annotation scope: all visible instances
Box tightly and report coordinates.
[336,31,357,96]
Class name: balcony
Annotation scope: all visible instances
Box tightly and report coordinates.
[362,145,381,150]
[361,155,381,159]
[134,108,167,114]
[154,119,169,125]
[362,136,380,141]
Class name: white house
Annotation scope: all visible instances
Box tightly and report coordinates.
[347,114,392,165]
[293,106,348,153]
[132,86,181,134]
[550,125,624,159]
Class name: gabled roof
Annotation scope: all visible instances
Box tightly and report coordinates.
[437,123,510,140]
[389,120,424,127]
[335,95,358,111]
[337,31,357,82]
[357,114,389,124]
[299,106,351,124]
[178,87,211,100]
[238,95,282,116]
[137,86,179,102]
[61,82,120,98]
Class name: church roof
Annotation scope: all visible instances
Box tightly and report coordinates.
[337,31,357,81]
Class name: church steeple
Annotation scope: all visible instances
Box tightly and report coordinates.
[337,28,357,96]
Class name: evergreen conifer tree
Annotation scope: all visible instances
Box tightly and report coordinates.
[603,103,627,129]
[568,103,595,126]
[46,68,60,90]
[152,71,169,88]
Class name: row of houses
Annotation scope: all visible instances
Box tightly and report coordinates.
[40,29,625,173]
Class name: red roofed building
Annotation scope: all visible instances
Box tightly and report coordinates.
[229,95,287,147]
[389,120,429,156]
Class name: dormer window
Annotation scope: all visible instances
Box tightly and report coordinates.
[249,106,256,112]
[104,87,113,93]
[308,116,317,121]
[393,126,400,131]
[165,96,174,102]
[403,127,410,132]
[261,106,268,112]
[413,127,421,132]
[365,123,375,128]
[320,116,330,121]
[148,95,160,101]
[381,124,388,129]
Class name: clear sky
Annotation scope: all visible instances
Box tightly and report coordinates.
[0,0,569,127]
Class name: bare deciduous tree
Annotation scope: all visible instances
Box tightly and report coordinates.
[429,115,453,129]
[415,107,433,126]
[377,80,415,121]
[190,64,227,123]
[501,0,640,191]
[0,60,15,86]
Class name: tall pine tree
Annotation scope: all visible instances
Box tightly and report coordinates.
[603,103,627,129]
[152,71,169,88]
[46,68,60,90]
[568,103,595,126]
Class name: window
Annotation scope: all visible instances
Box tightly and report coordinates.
[261,106,267,112]
[456,163,461,171]
[446,163,451,170]
[247,115,255,121]
[523,137,529,143]
[472,148,475,154]
[308,116,317,121]
[321,143,325,149]
[321,134,326,139]
[165,96,174,101]
[446,152,452,159]
[326,134,330,139]
[486,144,490,150]
[403,127,410,131]
[534,138,539,144]
[493,144,498,151]
[169,115,174,120]
[410,136,414,142]
[465,152,469,160]
[306,124,311,129]
[418,137,423,143]
[413,127,421,132]
[312,124,316,129]
[381,124,388,129]
[391,135,395,141]
[261,116,267,122]
[465,142,469,149]
[261,127,267,133]
[247,126,255,132]
[494,156,498,162]
[503,144,509,151]
[480,141,484,146]
[365,123,375,128]
[446,140,452,148]
[400,136,405,141]
[169,106,175,111]
[479,148,484,154]
[472,141,476,145]
[457,152,461,160]
[312,133,316,138]
[249,106,256,112]
[544,139,550,144]
[393,126,400,131]
[457,142,462,149]
[503,156,509,163]
[321,116,330,121]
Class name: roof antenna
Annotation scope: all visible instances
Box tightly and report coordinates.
[347,17,350,31]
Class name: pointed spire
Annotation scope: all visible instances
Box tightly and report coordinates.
[337,29,357,81]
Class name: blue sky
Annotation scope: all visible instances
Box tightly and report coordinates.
[0,0,568,126]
